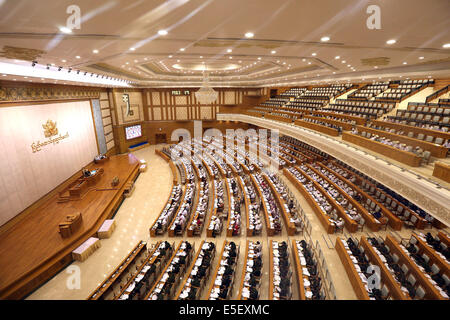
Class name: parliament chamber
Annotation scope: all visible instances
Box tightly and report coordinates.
[0,0,449,306]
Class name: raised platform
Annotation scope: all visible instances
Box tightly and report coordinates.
[0,153,140,299]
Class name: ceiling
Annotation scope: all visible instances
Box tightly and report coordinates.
[0,0,449,87]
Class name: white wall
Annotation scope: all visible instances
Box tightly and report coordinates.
[0,100,98,226]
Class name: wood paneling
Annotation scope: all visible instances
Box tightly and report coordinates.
[0,154,140,299]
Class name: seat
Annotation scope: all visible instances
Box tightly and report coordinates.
[422,151,431,165]
[435,137,443,145]
[417,133,425,140]
[415,286,426,300]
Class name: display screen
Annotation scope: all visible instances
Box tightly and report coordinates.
[125,124,142,140]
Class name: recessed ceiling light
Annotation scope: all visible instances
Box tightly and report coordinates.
[308,62,311,65]
[386,39,396,45]
[335,56,340,60]
[442,43,450,48]
[59,26,72,34]
[374,66,378,69]
[227,49,232,53]
[158,30,168,36]
[419,56,424,60]
[129,47,135,51]
[258,57,261,60]
[321,36,330,42]
[93,49,99,54]
[311,53,317,56]
[62,59,66,63]
[75,56,80,59]
[271,50,276,54]
[179,48,185,51]
[342,60,346,63]
[245,32,254,38]
[403,62,407,65]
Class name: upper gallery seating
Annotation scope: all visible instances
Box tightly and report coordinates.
[208,241,239,300]
[366,120,450,148]
[279,87,307,98]
[386,102,450,131]
[324,99,395,119]
[348,82,390,100]
[376,79,434,102]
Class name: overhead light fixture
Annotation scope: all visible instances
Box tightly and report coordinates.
[443,43,450,48]
[227,49,232,53]
[179,48,185,51]
[258,57,261,60]
[59,26,72,34]
[75,56,81,59]
[321,36,330,42]
[158,29,168,36]
[130,47,136,51]
[245,32,254,38]
[335,56,340,60]
[62,59,66,63]
[386,39,396,45]
[419,56,424,60]
[311,53,317,56]
[403,62,407,65]
[93,49,99,54]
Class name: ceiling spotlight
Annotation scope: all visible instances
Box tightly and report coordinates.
[311,53,317,56]
[158,29,168,36]
[258,57,261,60]
[386,39,396,45]
[93,49,99,54]
[227,49,232,53]
[271,50,276,54]
[130,47,136,51]
[321,36,330,42]
[419,56,424,60]
[245,32,254,38]
[443,43,450,48]
[75,56,81,59]
[403,62,407,65]
[335,56,340,60]
[59,26,72,34]
[179,48,185,51]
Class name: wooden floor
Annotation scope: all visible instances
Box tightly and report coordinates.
[0,153,140,299]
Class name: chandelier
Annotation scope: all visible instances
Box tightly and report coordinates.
[195,72,218,104]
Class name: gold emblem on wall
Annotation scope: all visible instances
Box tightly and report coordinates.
[31,120,69,153]
[42,119,58,138]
